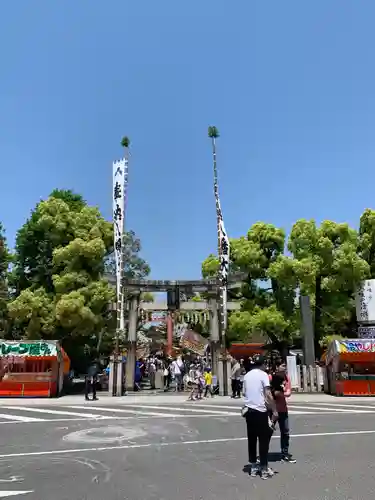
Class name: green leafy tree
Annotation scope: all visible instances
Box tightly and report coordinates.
[104,230,150,279]
[121,136,130,149]
[8,191,115,359]
[140,292,154,303]
[288,219,369,345]
[202,253,220,278]
[11,189,86,294]
[7,288,55,339]
[319,333,345,350]
[0,223,11,335]
[202,222,298,345]
[359,209,375,277]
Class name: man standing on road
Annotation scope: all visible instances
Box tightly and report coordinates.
[243,355,278,480]
[231,358,242,398]
[85,358,100,401]
[270,359,296,463]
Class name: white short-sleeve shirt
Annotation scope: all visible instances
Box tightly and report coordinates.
[243,368,270,412]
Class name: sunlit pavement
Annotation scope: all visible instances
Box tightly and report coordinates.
[0,399,374,499]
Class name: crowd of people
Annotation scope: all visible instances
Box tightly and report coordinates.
[138,355,218,399]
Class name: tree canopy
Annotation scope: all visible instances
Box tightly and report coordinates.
[2,183,375,359]
[0,223,10,336]
[202,217,371,349]
[4,189,150,368]
[9,191,114,341]
[104,230,150,280]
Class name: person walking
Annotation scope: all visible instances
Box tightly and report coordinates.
[243,355,278,480]
[85,358,101,401]
[134,359,142,391]
[231,359,242,398]
[171,357,183,392]
[270,359,296,463]
[148,357,156,390]
[239,358,246,395]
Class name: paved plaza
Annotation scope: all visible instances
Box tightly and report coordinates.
[0,396,374,499]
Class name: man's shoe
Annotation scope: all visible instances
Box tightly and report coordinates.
[267,467,275,476]
[92,397,99,401]
[282,454,296,463]
[250,463,258,477]
[260,467,274,480]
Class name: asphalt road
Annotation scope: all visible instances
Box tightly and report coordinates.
[0,399,374,499]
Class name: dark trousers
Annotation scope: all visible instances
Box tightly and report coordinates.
[175,374,183,392]
[204,384,213,397]
[85,377,97,399]
[231,379,241,397]
[246,409,271,467]
[278,412,290,455]
[163,375,170,391]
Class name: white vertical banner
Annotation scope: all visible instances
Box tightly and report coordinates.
[286,355,299,389]
[355,280,375,323]
[113,158,128,331]
[217,200,230,331]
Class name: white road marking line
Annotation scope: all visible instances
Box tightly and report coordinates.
[0,413,44,422]
[188,403,368,415]
[287,410,326,414]
[180,400,375,415]
[67,405,184,418]
[0,418,98,425]
[287,404,372,413]
[0,428,374,460]
[299,402,375,410]
[118,404,239,416]
[0,405,368,426]
[179,403,241,410]
[0,414,242,426]
[0,492,33,497]
[188,403,359,415]
[175,402,375,415]
[0,406,106,419]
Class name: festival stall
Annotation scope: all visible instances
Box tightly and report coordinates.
[326,339,375,396]
[0,340,69,397]
[229,343,265,360]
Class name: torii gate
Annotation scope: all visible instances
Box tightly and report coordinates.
[109,276,242,396]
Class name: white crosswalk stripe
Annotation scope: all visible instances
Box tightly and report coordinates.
[117,404,239,416]
[287,404,373,413]
[297,402,375,410]
[67,405,184,418]
[0,412,44,422]
[182,401,375,415]
[0,400,371,424]
[0,406,107,419]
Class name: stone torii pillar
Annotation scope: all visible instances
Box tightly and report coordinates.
[125,293,140,392]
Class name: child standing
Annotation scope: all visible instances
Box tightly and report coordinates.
[204,368,213,397]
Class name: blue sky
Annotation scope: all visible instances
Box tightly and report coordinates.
[1,1,375,280]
